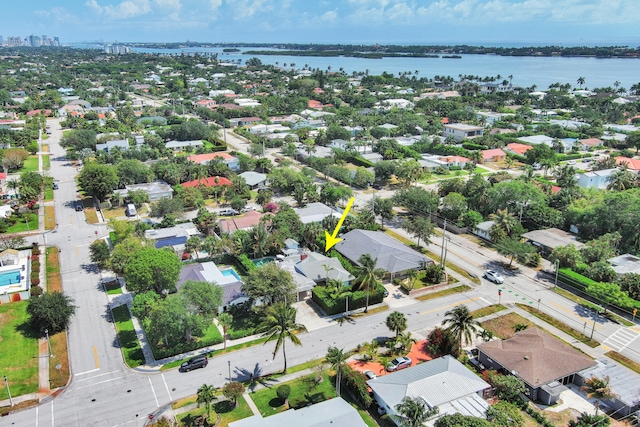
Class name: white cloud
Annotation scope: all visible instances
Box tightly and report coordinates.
[226,0,271,19]
[84,0,152,19]
[210,0,223,10]
[33,7,78,22]
[320,9,338,22]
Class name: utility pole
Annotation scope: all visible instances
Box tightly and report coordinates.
[553,259,560,289]
[3,375,12,406]
[440,218,447,267]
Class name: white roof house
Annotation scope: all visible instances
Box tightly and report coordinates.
[229,397,366,427]
[576,168,617,190]
[368,355,490,422]
[165,140,204,151]
[294,202,342,224]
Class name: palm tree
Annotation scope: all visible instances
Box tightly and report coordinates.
[504,156,515,170]
[442,305,480,350]
[196,383,217,421]
[386,311,408,338]
[607,167,636,191]
[577,76,586,89]
[353,254,385,313]
[581,375,616,415]
[357,339,379,361]
[326,346,349,396]
[184,236,202,260]
[393,396,439,427]
[218,312,233,350]
[257,302,308,373]
[489,208,518,237]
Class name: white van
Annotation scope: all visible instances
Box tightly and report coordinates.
[125,203,137,217]
[532,163,542,170]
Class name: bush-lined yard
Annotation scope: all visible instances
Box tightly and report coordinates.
[111,305,145,368]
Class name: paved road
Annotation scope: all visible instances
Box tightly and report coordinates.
[8,125,640,425]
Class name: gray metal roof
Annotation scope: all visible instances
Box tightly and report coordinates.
[229,397,366,427]
[578,358,640,407]
[367,355,490,412]
[294,202,342,224]
[239,171,267,187]
[334,229,432,274]
[294,252,354,283]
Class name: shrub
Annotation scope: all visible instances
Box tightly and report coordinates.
[30,285,43,297]
[423,264,445,284]
[31,277,40,286]
[341,365,373,408]
[32,260,41,269]
[276,384,291,403]
[311,284,385,315]
[237,254,256,272]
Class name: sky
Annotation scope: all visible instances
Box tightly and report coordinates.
[5,0,640,46]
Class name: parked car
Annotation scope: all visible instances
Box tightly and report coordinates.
[484,270,504,284]
[363,370,377,380]
[75,203,83,212]
[52,183,58,190]
[387,356,412,372]
[180,355,208,372]
[219,208,239,216]
[568,159,577,165]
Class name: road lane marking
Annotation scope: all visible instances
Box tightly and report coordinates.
[51,401,54,427]
[74,368,100,377]
[549,301,603,331]
[74,376,124,391]
[75,246,79,257]
[420,297,479,315]
[75,370,120,382]
[93,346,100,369]
[149,377,159,407]
[162,373,172,402]
[35,406,38,427]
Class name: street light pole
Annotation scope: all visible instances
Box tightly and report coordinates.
[228,360,231,382]
[590,312,598,340]
[553,259,560,289]
[3,375,13,406]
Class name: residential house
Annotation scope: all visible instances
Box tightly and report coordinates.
[277,258,316,301]
[187,152,239,171]
[238,171,267,189]
[521,228,584,255]
[442,123,483,142]
[576,168,617,190]
[0,171,6,192]
[478,328,595,404]
[181,176,232,188]
[330,139,350,150]
[248,124,290,134]
[368,355,491,424]
[481,148,506,163]
[195,99,217,109]
[517,135,554,146]
[504,143,533,157]
[615,156,640,171]
[234,98,261,107]
[218,211,265,235]
[144,223,203,257]
[177,262,248,312]
[0,248,33,304]
[441,155,471,168]
[0,205,13,219]
[96,139,129,153]
[576,358,640,417]
[472,220,495,241]
[480,82,513,94]
[549,119,588,130]
[361,152,384,164]
[116,180,174,202]
[229,117,262,127]
[229,397,366,427]
[165,140,204,151]
[376,98,414,110]
[294,202,342,224]
[607,254,640,276]
[293,252,354,286]
[334,229,433,278]
[577,138,604,151]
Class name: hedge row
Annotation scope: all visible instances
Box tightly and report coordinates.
[312,284,385,315]
[237,254,256,273]
[557,268,599,292]
[151,334,223,360]
[328,249,357,274]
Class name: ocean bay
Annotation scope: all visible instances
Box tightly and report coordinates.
[133,46,640,91]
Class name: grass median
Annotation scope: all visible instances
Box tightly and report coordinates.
[111,305,145,368]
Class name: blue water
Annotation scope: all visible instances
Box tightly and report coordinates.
[132,46,640,91]
[221,268,242,282]
[252,256,276,267]
[0,270,21,287]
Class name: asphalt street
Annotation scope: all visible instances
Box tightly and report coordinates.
[6,124,640,426]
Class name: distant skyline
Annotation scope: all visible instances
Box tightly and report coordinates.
[4,0,640,46]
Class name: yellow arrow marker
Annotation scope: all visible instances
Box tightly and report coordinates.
[324,197,355,252]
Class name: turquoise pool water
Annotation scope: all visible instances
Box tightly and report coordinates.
[221,268,242,282]
[0,270,21,287]
[252,256,275,267]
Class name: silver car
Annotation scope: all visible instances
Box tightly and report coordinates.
[484,270,504,284]
[387,356,412,372]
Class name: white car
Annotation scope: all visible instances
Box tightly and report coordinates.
[484,270,504,284]
[363,370,377,380]
[568,160,577,165]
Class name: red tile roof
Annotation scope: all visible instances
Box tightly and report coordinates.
[187,152,236,164]
[218,210,265,234]
[481,148,506,160]
[579,138,603,147]
[616,156,640,171]
[182,176,232,188]
[505,143,533,156]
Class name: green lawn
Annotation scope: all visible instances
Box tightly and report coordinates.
[251,372,336,417]
[5,213,38,233]
[104,279,122,295]
[111,305,145,368]
[42,155,50,170]
[176,396,253,427]
[0,302,40,400]
[20,156,39,173]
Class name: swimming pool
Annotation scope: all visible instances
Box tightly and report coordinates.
[252,256,276,267]
[0,270,22,287]
[221,268,242,282]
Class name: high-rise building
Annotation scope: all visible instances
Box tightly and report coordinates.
[6,36,23,46]
[0,36,4,46]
